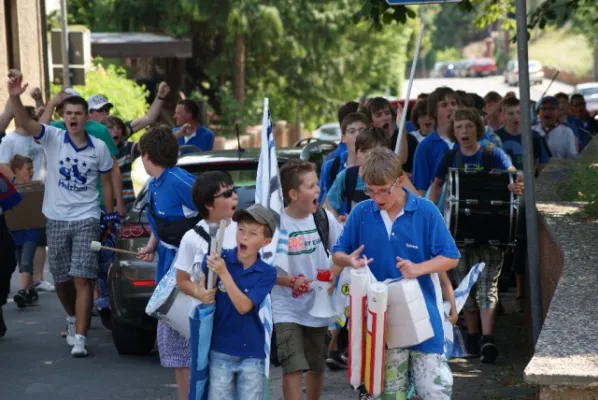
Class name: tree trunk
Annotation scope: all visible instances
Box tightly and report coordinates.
[232,35,246,114]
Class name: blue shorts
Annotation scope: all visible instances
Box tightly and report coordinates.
[208,350,265,400]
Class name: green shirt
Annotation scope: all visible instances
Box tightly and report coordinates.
[51,120,118,208]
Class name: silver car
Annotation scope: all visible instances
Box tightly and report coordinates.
[504,60,544,86]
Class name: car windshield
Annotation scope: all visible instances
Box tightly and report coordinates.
[579,87,598,97]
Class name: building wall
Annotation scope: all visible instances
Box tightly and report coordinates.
[0,0,47,110]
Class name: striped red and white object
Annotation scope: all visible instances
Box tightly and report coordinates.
[348,268,369,390]
[364,282,388,398]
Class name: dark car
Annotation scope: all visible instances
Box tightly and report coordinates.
[108,141,336,355]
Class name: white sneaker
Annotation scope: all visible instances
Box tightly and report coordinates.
[71,335,88,358]
[66,319,76,346]
[35,280,56,292]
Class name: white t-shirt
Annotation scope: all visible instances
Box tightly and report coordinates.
[532,123,578,160]
[173,220,238,281]
[0,131,47,180]
[36,124,113,221]
[410,130,427,143]
[272,209,342,327]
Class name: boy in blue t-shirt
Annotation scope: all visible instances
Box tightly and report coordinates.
[429,108,524,364]
[318,112,368,203]
[332,147,460,399]
[197,203,277,399]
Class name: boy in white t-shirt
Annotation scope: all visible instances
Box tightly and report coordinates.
[175,171,239,297]
[8,75,114,358]
[273,160,342,400]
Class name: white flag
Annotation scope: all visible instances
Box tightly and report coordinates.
[255,98,289,275]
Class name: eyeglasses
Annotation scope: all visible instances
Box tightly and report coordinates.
[364,178,399,197]
[346,128,366,136]
[214,187,236,199]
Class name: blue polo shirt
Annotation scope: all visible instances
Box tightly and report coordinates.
[202,248,277,359]
[174,125,215,153]
[325,142,347,162]
[332,190,460,354]
[318,150,349,203]
[412,131,451,192]
[147,167,198,281]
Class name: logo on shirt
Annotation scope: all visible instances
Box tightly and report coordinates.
[288,229,321,256]
[217,280,227,293]
[58,157,90,192]
[406,243,419,250]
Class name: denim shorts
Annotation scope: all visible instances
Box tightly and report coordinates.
[15,241,37,274]
[208,350,265,400]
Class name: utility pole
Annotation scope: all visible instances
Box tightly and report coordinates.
[515,0,542,344]
[60,0,70,88]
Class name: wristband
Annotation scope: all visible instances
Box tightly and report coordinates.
[289,274,303,289]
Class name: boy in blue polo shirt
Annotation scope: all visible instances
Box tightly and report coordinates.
[332,147,460,399]
[412,87,459,196]
[197,203,277,399]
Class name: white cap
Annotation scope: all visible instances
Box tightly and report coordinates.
[87,94,114,111]
[64,88,79,97]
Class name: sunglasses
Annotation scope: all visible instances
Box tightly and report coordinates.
[214,187,236,199]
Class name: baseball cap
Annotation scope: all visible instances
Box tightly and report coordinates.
[64,88,80,97]
[232,204,277,236]
[87,94,114,111]
[539,96,558,107]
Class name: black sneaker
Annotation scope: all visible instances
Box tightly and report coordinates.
[358,386,372,400]
[0,307,6,338]
[26,288,39,304]
[480,335,499,364]
[465,332,481,357]
[326,350,348,370]
[13,290,28,309]
[341,348,348,363]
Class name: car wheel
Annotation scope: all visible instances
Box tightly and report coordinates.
[100,308,113,331]
[112,321,157,355]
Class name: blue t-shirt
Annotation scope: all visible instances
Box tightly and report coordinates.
[405,120,417,134]
[147,167,198,281]
[10,228,43,246]
[480,126,502,148]
[412,131,451,192]
[434,146,513,181]
[332,190,461,354]
[495,128,550,170]
[202,248,276,359]
[318,150,348,203]
[326,167,365,215]
[324,142,347,162]
[174,126,215,153]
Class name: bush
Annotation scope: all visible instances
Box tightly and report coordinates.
[560,150,598,217]
[51,62,149,140]
[434,47,461,62]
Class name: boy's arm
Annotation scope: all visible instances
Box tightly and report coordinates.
[439,271,457,325]
[402,174,419,197]
[209,255,255,314]
[100,172,114,214]
[429,178,444,203]
[0,100,13,132]
[8,83,42,136]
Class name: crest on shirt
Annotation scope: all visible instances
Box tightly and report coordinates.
[217,280,227,293]
[58,156,90,192]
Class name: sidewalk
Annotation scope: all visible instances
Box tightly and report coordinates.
[268,292,536,399]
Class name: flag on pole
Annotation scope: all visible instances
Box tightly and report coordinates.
[255,97,289,275]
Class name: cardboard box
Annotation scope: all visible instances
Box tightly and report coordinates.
[386,318,435,349]
[387,296,429,327]
[5,181,46,230]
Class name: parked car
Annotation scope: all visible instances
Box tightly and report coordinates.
[455,60,474,78]
[312,122,341,142]
[108,141,336,355]
[442,62,458,78]
[504,59,544,86]
[431,62,447,78]
[575,82,598,114]
[469,58,497,77]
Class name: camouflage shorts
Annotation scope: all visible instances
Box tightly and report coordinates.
[379,348,452,400]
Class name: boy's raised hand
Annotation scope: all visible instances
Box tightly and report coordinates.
[195,275,216,304]
[7,71,28,97]
[207,254,228,278]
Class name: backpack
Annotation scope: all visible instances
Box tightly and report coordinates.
[342,166,369,213]
[442,144,495,172]
[329,155,343,184]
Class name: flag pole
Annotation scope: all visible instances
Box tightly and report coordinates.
[395,21,425,155]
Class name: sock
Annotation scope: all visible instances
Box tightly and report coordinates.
[66,316,76,323]
[75,334,86,341]
[481,335,495,344]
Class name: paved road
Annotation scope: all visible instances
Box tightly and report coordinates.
[2,263,535,400]
[402,76,574,101]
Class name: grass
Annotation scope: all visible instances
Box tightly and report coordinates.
[560,142,598,217]
[510,27,593,78]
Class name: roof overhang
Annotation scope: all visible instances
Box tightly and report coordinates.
[91,32,192,58]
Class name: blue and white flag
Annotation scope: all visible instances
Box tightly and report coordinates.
[443,262,486,359]
[255,98,289,275]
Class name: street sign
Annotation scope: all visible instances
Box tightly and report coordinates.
[386,0,461,4]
